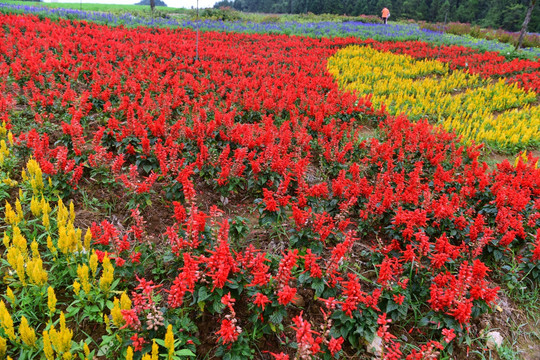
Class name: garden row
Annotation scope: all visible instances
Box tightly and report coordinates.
[0,13,539,360]
[1,0,540,59]
[419,21,540,49]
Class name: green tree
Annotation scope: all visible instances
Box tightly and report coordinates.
[501,3,527,31]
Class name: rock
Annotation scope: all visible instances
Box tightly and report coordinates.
[367,335,383,357]
[486,331,503,350]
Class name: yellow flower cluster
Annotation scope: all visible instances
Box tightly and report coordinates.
[0,336,6,358]
[328,46,540,151]
[99,254,115,294]
[43,313,73,360]
[164,324,175,359]
[22,158,44,194]
[4,223,48,287]
[0,301,16,341]
[0,152,121,359]
[141,340,159,360]
[19,316,36,348]
[0,121,12,167]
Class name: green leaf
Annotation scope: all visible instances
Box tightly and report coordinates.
[385,300,399,313]
[269,311,283,325]
[312,279,325,297]
[298,272,309,284]
[418,316,430,327]
[176,349,195,356]
[154,338,166,347]
[197,287,210,303]
[212,300,224,314]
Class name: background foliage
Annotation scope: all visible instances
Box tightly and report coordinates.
[214,0,540,32]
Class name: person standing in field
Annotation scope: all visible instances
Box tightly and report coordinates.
[382,7,390,24]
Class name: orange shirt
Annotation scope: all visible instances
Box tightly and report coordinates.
[382,8,390,17]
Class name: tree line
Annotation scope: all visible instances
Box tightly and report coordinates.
[213,0,540,32]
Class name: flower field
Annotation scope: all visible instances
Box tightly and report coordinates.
[328,46,539,151]
[0,12,539,360]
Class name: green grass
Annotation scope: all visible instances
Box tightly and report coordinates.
[3,1,190,14]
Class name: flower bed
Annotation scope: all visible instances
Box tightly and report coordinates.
[0,13,539,360]
[328,46,539,152]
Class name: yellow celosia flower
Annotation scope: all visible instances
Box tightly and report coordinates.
[58,226,69,254]
[47,235,57,255]
[6,287,15,304]
[30,196,42,217]
[16,253,26,286]
[48,286,57,315]
[0,336,6,358]
[4,202,17,225]
[19,316,36,348]
[111,298,124,327]
[12,226,27,253]
[151,339,159,360]
[73,281,81,296]
[120,292,132,310]
[6,247,21,272]
[69,202,75,224]
[84,229,92,251]
[77,265,91,295]
[0,301,15,341]
[164,324,175,359]
[2,233,9,248]
[26,159,44,194]
[43,212,50,230]
[30,240,39,259]
[43,330,55,360]
[15,199,23,223]
[57,199,68,228]
[41,198,51,215]
[89,251,98,278]
[26,257,48,286]
[99,255,114,294]
[125,346,134,360]
[83,342,91,360]
[49,312,72,354]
